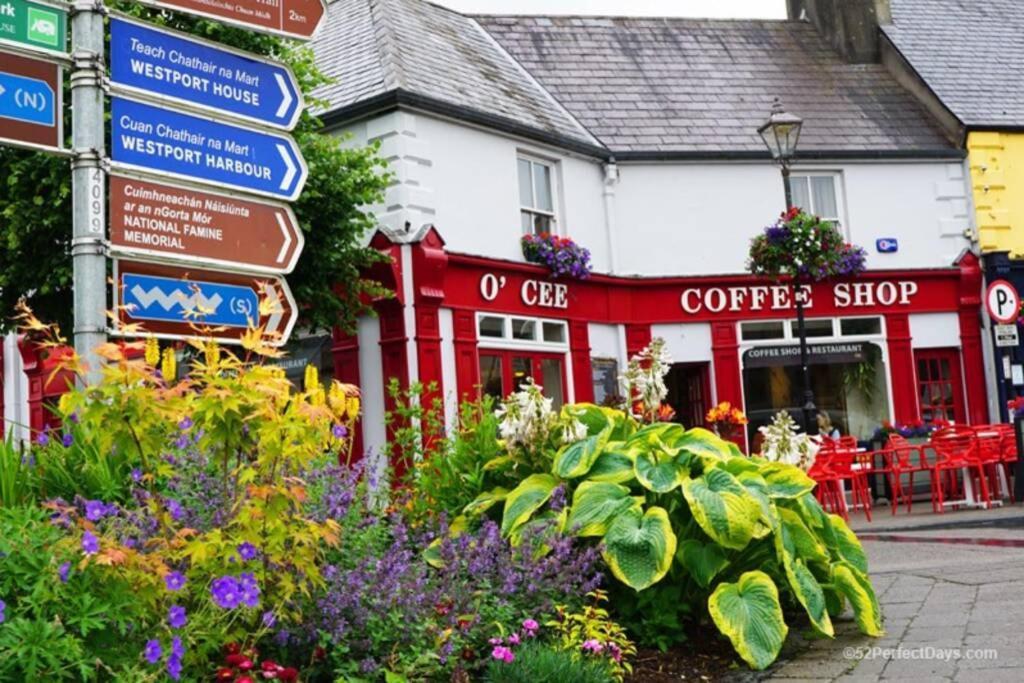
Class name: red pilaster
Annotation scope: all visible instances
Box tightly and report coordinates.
[331,327,363,462]
[624,324,652,358]
[885,313,918,424]
[569,320,593,403]
[957,252,989,425]
[18,339,74,435]
[710,321,746,451]
[452,309,479,402]
[411,228,448,433]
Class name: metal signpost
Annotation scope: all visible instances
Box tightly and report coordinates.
[114,259,297,345]
[135,0,327,41]
[110,96,307,201]
[109,16,303,130]
[109,174,304,275]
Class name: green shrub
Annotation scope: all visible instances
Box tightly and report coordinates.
[0,506,148,681]
[484,642,615,683]
[457,394,884,670]
[0,435,34,506]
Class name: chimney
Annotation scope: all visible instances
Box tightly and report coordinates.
[787,0,892,63]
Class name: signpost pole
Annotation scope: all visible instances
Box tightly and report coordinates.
[70,0,106,383]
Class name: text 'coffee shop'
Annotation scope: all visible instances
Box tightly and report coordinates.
[334,229,988,452]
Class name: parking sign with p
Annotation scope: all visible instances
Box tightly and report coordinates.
[986,281,1021,324]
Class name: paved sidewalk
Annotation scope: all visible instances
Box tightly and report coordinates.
[760,507,1024,682]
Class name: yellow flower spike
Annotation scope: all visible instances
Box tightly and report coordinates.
[204,341,220,367]
[144,337,160,366]
[304,364,319,393]
[161,348,177,382]
[346,396,361,421]
[58,392,74,416]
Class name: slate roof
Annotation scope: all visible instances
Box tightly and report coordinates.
[311,0,601,148]
[311,0,956,156]
[478,15,954,155]
[883,0,1024,127]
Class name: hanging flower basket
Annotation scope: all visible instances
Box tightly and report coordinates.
[748,207,867,281]
[521,233,592,280]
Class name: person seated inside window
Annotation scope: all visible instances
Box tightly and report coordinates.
[817,411,841,440]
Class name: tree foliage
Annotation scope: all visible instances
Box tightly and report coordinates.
[0,3,391,334]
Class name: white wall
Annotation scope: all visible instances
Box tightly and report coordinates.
[357,316,386,459]
[909,312,961,349]
[651,323,714,363]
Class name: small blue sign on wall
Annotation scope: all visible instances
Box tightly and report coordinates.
[876,238,899,253]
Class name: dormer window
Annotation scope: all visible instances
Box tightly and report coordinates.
[518,155,556,235]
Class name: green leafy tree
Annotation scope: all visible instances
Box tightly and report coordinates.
[0,3,391,334]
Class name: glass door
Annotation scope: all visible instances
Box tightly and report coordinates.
[914,349,966,424]
[478,350,567,407]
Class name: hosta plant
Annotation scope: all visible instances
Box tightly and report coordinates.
[459,404,883,669]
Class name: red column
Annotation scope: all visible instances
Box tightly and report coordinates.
[452,309,479,403]
[710,321,746,451]
[569,320,593,403]
[885,313,919,425]
[957,252,989,424]
[331,328,363,462]
[18,340,74,434]
[411,229,448,435]
[624,323,652,358]
[377,297,410,477]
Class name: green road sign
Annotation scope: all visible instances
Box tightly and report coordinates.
[0,0,66,55]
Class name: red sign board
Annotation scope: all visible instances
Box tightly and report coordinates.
[0,50,61,151]
[139,0,326,40]
[114,259,297,346]
[109,175,304,275]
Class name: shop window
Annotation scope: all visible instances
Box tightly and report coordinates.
[742,341,890,443]
[915,349,966,424]
[741,321,785,341]
[840,317,882,336]
[790,173,842,224]
[478,349,566,407]
[518,155,557,235]
[789,319,834,338]
[591,358,620,406]
[665,363,712,429]
[476,314,568,349]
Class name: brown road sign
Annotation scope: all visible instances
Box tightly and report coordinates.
[0,50,62,151]
[138,0,327,41]
[114,259,297,346]
[109,175,304,275]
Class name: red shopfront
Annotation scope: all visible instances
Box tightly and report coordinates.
[335,229,988,455]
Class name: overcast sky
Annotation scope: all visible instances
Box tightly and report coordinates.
[434,0,787,18]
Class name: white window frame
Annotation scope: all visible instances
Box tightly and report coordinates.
[476,312,569,351]
[518,153,559,236]
[789,170,847,227]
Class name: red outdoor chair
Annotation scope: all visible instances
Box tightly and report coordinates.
[886,441,931,514]
[812,447,873,521]
[930,428,991,512]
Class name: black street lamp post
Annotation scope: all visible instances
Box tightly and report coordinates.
[758,99,818,436]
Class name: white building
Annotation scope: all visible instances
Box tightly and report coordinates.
[310,0,988,459]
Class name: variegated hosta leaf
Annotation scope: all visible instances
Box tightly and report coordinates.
[634,448,690,493]
[463,487,509,517]
[553,429,611,479]
[777,507,830,567]
[682,466,762,550]
[733,470,775,536]
[676,538,729,588]
[606,408,637,441]
[627,422,685,449]
[602,506,677,591]
[563,403,610,436]
[675,427,733,465]
[566,481,638,537]
[824,584,847,617]
[759,461,817,499]
[774,528,834,637]
[708,571,789,670]
[501,474,558,537]
[586,446,638,484]
[833,561,884,637]
[423,515,469,568]
[827,513,869,574]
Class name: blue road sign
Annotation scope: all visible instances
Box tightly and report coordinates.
[0,67,55,126]
[122,272,260,328]
[110,17,303,130]
[876,238,899,254]
[111,96,307,200]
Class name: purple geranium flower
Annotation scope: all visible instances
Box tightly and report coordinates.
[237,542,258,561]
[61,433,73,448]
[58,561,71,583]
[131,468,143,483]
[165,571,186,591]
[35,432,49,446]
[262,610,276,628]
[168,605,186,629]
[238,572,260,608]
[177,417,193,431]
[332,424,348,439]
[143,639,161,664]
[167,637,183,680]
[84,500,107,522]
[0,598,5,624]
[81,531,99,555]
[165,498,183,522]
[211,575,241,609]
